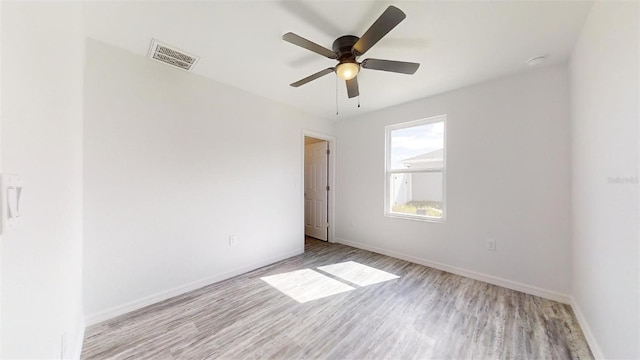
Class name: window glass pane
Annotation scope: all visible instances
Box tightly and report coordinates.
[390,121,444,170]
[390,172,443,218]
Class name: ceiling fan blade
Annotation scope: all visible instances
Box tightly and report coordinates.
[290,68,335,87]
[361,58,420,74]
[282,32,337,59]
[352,6,406,56]
[346,76,359,98]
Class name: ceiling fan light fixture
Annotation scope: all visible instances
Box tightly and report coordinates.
[283,6,418,99]
[336,62,360,80]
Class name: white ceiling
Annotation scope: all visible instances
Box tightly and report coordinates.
[83,1,593,120]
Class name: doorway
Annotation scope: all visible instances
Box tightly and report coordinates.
[303,131,334,242]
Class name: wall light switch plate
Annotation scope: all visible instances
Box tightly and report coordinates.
[0,174,22,234]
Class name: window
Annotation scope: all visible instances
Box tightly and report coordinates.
[385,115,446,221]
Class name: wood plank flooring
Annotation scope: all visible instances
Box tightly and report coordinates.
[82,238,593,359]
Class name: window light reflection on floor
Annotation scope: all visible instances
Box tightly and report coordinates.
[317,261,400,286]
[260,261,400,303]
[260,268,354,303]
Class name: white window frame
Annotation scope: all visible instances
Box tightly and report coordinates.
[384,115,447,223]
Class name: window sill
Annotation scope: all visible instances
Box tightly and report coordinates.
[384,212,445,223]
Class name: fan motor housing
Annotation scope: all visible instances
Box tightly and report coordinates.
[332,35,359,62]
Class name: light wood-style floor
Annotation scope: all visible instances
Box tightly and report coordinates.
[82,238,593,359]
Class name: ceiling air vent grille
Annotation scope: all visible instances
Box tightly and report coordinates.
[148,39,199,72]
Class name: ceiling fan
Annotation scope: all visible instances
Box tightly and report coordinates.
[283,5,420,99]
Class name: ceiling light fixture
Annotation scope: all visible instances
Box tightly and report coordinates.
[335,62,360,80]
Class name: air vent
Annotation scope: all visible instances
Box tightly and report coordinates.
[147,39,199,72]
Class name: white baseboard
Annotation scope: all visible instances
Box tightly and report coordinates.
[570,297,604,359]
[335,237,571,304]
[70,317,85,360]
[85,248,304,326]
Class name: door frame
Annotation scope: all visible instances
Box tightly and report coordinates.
[302,130,336,243]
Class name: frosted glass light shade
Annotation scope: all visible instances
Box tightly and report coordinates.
[336,62,359,80]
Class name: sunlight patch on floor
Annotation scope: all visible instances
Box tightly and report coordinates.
[261,269,354,303]
[318,261,400,286]
[261,261,401,304]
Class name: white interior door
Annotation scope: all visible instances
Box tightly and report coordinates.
[304,141,328,241]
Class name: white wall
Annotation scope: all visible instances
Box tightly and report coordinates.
[83,40,334,323]
[391,174,410,206]
[569,2,639,358]
[0,2,3,355]
[336,65,572,299]
[411,173,443,202]
[1,2,85,358]
[390,173,443,206]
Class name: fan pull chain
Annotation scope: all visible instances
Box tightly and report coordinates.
[358,96,360,108]
[335,75,339,116]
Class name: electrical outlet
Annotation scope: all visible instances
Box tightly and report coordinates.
[229,235,237,247]
[487,239,496,251]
